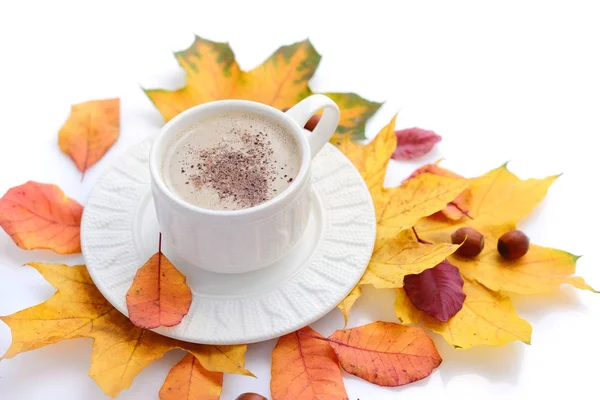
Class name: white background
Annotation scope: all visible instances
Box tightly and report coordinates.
[1,1,599,399]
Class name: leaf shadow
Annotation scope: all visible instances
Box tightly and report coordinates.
[342,368,436,397]
[434,337,525,386]
[0,237,84,268]
[509,286,588,325]
[434,286,587,387]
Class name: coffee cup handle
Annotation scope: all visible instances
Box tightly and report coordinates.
[285,94,340,159]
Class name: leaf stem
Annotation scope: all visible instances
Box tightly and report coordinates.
[412,227,431,245]
[449,201,473,219]
[298,332,331,343]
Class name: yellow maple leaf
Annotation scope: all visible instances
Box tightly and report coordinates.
[338,116,468,246]
[144,36,381,140]
[395,279,532,349]
[416,165,596,295]
[0,263,252,398]
[336,116,468,321]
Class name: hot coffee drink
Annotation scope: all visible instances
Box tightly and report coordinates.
[164,111,301,211]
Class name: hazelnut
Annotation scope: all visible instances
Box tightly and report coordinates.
[281,107,321,131]
[451,227,484,257]
[497,230,530,260]
[304,114,321,131]
[235,393,267,400]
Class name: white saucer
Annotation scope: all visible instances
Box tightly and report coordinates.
[81,136,376,345]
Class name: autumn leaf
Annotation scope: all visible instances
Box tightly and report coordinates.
[392,127,441,160]
[0,263,251,398]
[126,234,192,329]
[159,353,223,400]
[58,98,119,180]
[271,326,348,400]
[404,163,473,220]
[144,36,380,139]
[325,92,382,140]
[455,224,596,294]
[336,116,467,321]
[395,278,532,349]
[403,260,466,322]
[415,165,596,294]
[323,321,442,386]
[338,115,469,248]
[0,181,83,254]
[338,230,459,323]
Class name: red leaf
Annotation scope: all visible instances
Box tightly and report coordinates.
[392,128,441,160]
[403,260,466,322]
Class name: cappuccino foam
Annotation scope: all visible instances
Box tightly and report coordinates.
[164,111,301,211]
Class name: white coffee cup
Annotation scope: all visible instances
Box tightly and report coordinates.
[149,94,340,274]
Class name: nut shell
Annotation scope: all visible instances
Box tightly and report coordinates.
[497,230,530,260]
[235,393,268,400]
[280,107,321,131]
[451,227,484,257]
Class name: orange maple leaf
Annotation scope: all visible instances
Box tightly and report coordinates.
[0,181,83,254]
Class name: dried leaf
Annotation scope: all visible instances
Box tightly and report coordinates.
[325,92,382,141]
[416,165,596,295]
[457,230,595,294]
[338,230,458,323]
[58,98,119,179]
[159,353,223,400]
[339,116,468,245]
[404,163,473,220]
[462,163,558,224]
[326,321,442,386]
[0,181,83,254]
[335,117,468,322]
[392,127,441,160]
[0,263,252,397]
[126,234,192,329]
[403,260,466,322]
[144,36,379,139]
[395,279,532,349]
[271,326,348,400]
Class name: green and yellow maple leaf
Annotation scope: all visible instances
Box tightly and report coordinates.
[144,36,381,140]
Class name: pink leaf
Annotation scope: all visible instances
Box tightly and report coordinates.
[403,260,466,322]
[392,128,441,160]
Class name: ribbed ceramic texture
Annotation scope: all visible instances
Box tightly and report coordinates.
[81,137,375,344]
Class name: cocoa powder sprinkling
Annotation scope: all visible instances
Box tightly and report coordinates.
[179,130,289,209]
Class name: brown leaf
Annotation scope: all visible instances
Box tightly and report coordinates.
[271,326,348,400]
[326,321,442,386]
[58,98,120,180]
[159,353,223,400]
[0,181,83,254]
[126,234,192,329]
